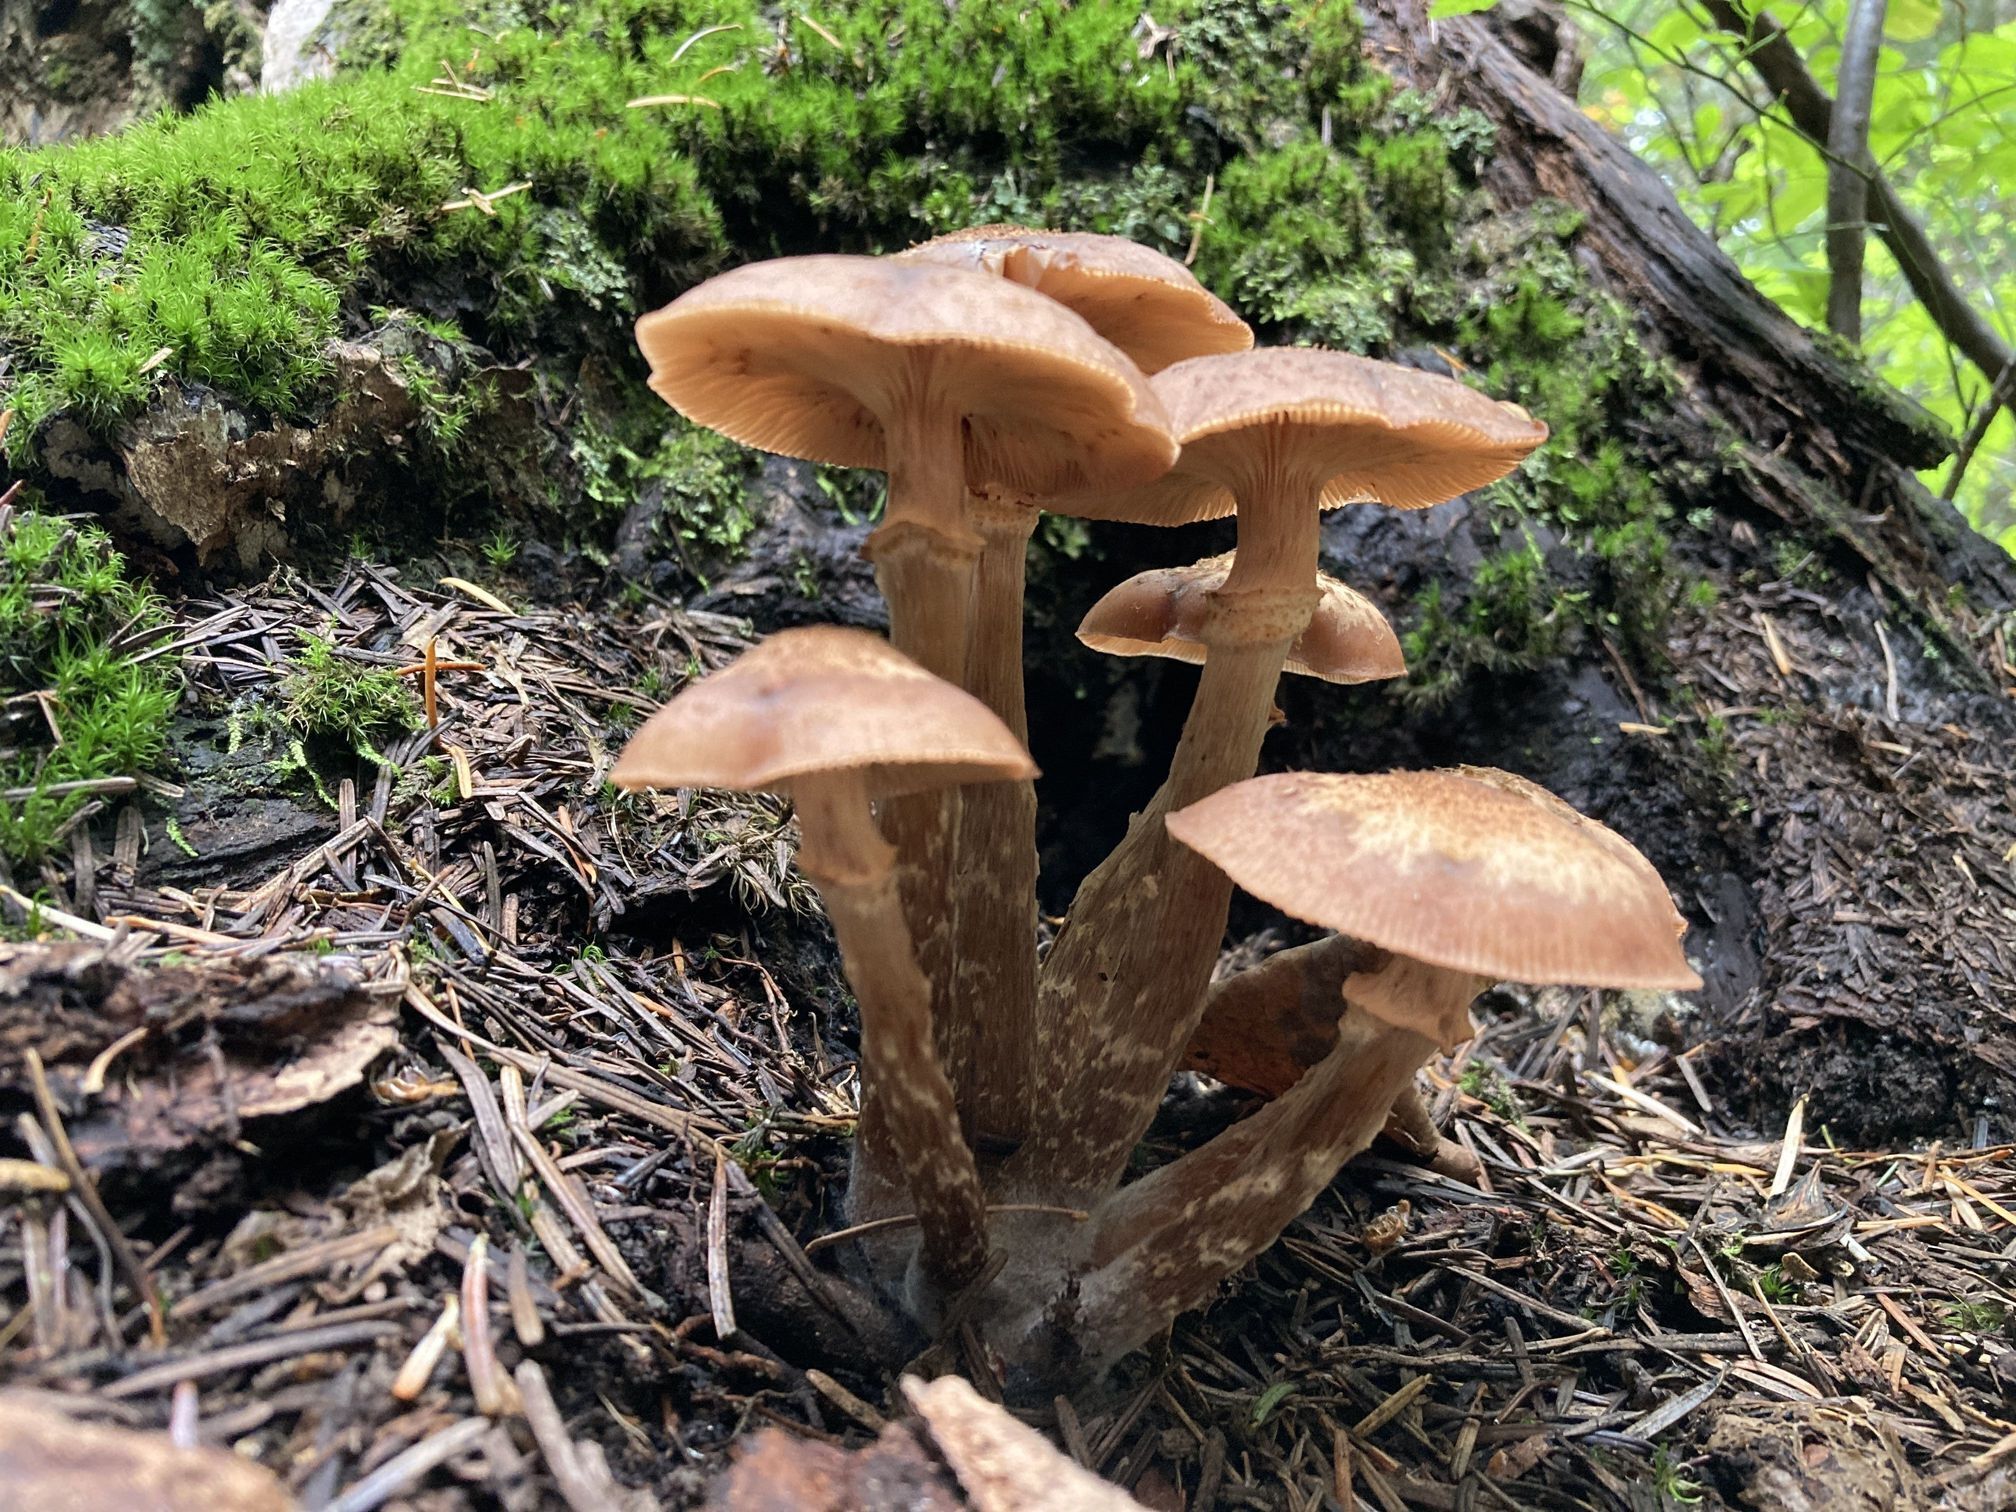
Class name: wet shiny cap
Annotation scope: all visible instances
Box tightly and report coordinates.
[1070,347,1548,524]
[1077,553,1405,685]
[1166,768,1700,990]
[897,224,1252,373]
[611,626,1037,798]
[634,254,1176,497]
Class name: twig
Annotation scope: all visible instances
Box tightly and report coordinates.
[801,1203,1090,1256]
[1824,0,1886,341]
[25,1050,164,1346]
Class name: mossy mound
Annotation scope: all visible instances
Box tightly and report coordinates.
[2,0,1684,710]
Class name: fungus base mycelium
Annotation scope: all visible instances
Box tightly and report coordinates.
[615,233,1695,1393]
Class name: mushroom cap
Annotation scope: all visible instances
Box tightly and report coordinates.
[1078,552,1405,684]
[634,255,1176,497]
[1067,347,1548,525]
[896,225,1252,373]
[1166,768,1700,990]
[610,627,1037,798]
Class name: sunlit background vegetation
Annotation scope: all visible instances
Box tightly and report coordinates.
[1562,0,2015,551]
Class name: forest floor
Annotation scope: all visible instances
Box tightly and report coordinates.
[4,541,2015,1512]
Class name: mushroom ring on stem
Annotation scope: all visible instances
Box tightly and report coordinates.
[1009,349,1547,1202]
[609,627,1036,1295]
[888,227,1251,1151]
[1035,765,1698,1371]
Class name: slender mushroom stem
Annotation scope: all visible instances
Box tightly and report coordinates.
[1036,996,1437,1373]
[940,490,1042,1148]
[1009,437,1327,1201]
[793,769,990,1293]
[865,381,984,1121]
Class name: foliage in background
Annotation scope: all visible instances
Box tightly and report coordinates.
[0,498,178,868]
[1570,0,2016,551]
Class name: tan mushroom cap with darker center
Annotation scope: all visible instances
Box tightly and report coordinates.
[896,225,1252,374]
[634,255,1177,498]
[1166,768,1701,991]
[1068,347,1549,525]
[1078,552,1406,685]
[609,626,1037,799]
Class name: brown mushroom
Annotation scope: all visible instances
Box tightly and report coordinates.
[635,257,1174,1089]
[1077,552,1406,685]
[1009,351,1546,1203]
[1041,766,1695,1367]
[883,229,1248,1150]
[611,627,1037,1291]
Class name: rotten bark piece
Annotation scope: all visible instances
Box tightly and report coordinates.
[611,628,1036,1295]
[0,939,399,1169]
[707,1423,963,1512]
[901,1374,1146,1511]
[0,1394,297,1511]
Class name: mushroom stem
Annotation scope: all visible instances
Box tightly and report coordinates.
[1012,455,1325,1201]
[940,491,1042,1147]
[1048,1000,1436,1372]
[793,770,990,1292]
[1005,633,1292,1200]
[866,390,984,1101]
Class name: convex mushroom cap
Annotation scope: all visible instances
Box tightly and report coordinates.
[897,225,1252,373]
[1066,347,1549,525]
[609,627,1036,798]
[1166,768,1700,991]
[633,254,1177,501]
[1079,553,1406,685]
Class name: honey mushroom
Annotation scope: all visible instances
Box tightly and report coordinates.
[1033,766,1700,1372]
[1007,349,1548,1204]
[891,228,1249,1150]
[610,627,1036,1293]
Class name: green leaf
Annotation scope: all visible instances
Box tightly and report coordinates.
[1251,1382,1298,1426]
[1888,0,1943,41]
[1428,0,1499,16]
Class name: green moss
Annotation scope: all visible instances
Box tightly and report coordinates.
[0,497,179,868]
[4,0,1690,690]
[278,633,422,748]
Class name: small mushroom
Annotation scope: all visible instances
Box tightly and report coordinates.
[1044,767,1696,1369]
[886,229,1248,1150]
[1077,551,1406,686]
[611,627,1037,1291]
[1012,350,1545,1202]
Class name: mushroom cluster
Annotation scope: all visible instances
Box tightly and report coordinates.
[615,229,1699,1388]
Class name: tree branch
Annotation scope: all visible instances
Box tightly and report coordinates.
[1825,0,1886,342]
[1699,0,2016,396]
